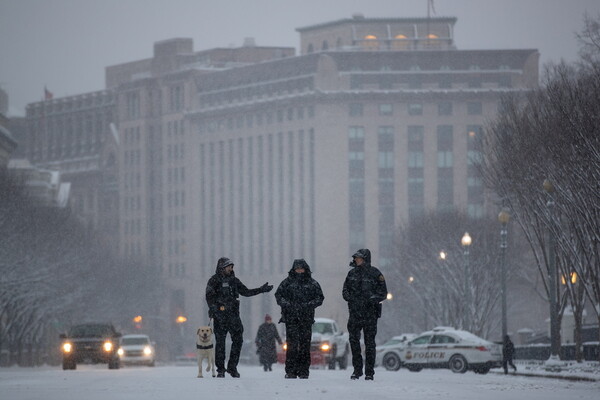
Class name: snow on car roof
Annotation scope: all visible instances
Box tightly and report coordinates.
[391,334,416,340]
[418,328,491,343]
[314,317,336,323]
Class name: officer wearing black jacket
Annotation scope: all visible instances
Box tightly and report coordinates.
[275,259,324,379]
[342,249,387,381]
[205,257,273,378]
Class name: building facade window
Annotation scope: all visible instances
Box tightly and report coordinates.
[126,92,140,118]
[407,125,424,219]
[378,126,394,265]
[467,101,483,115]
[437,125,454,211]
[348,126,365,252]
[349,103,363,117]
[438,102,453,116]
[379,103,393,116]
[467,125,484,218]
[170,85,183,112]
[408,103,423,115]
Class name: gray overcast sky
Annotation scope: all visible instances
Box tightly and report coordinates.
[1,0,599,116]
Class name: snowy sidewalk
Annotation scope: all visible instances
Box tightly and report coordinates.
[490,360,600,382]
[1,363,599,400]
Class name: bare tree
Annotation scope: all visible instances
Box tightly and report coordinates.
[0,170,163,366]
[479,58,600,361]
[386,212,516,339]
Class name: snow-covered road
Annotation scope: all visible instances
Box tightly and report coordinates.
[1,363,598,400]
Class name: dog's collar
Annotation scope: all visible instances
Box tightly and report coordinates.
[196,343,214,350]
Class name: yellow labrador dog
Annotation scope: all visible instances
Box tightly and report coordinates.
[196,326,216,378]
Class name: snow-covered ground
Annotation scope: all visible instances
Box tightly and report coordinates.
[1,363,599,400]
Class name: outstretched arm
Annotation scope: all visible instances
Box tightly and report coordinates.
[238,278,273,297]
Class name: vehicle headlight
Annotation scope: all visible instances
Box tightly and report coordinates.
[320,342,330,352]
[117,348,124,356]
[62,343,72,353]
[103,341,113,352]
[143,346,153,356]
[282,343,287,351]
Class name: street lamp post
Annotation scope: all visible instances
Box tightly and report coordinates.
[175,315,187,357]
[461,232,472,331]
[498,209,510,340]
[543,179,560,359]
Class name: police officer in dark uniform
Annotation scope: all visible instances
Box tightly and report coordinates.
[205,257,273,378]
[275,259,324,379]
[342,249,387,381]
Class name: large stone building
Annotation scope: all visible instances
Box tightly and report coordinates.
[21,15,538,354]
[0,88,18,167]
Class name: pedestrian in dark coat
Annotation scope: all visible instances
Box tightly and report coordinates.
[342,248,388,381]
[502,334,517,374]
[205,257,273,378]
[275,259,324,379]
[255,314,282,371]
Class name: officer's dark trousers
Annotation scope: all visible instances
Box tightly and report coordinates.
[213,315,244,373]
[348,316,378,376]
[285,321,312,376]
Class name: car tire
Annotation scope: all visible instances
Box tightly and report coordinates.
[328,345,337,370]
[473,365,490,374]
[382,353,401,371]
[449,354,468,374]
[406,364,422,372]
[108,358,120,369]
[62,359,76,370]
[337,344,349,370]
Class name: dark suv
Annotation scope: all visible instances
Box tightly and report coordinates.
[59,323,122,370]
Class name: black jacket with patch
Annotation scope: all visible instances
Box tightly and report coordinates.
[342,249,388,320]
[205,257,264,319]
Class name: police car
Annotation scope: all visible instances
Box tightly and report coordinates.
[396,327,502,374]
[375,333,416,371]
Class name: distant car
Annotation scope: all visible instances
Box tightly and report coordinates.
[59,323,121,370]
[375,333,417,371]
[311,318,350,369]
[397,327,502,374]
[117,334,155,366]
[278,317,350,370]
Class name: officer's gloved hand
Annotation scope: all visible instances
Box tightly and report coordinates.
[260,282,273,293]
[208,306,216,318]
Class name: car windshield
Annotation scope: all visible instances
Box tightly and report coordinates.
[68,324,115,338]
[312,322,333,334]
[121,337,149,345]
[383,339,401,346]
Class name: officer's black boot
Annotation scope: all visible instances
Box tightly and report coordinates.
[350,370,363,380]
[227,368,240,378]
